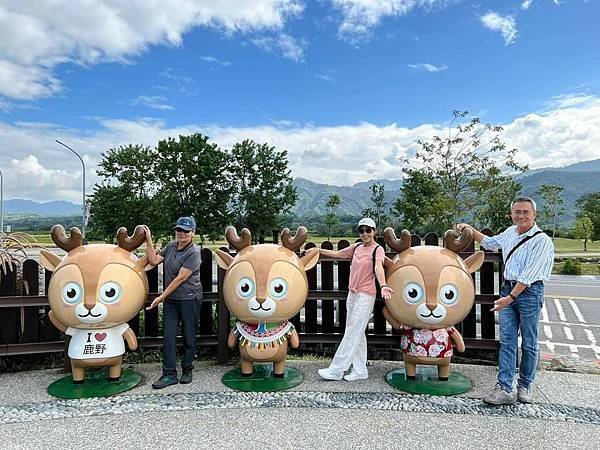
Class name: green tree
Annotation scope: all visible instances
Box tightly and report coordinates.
[576,192,600,240]
[89,144,158,242]
[392,169,451,234]
[324,193,341,240]
[472,166,522,233]
[537,184,565,240]
[154,134,234,242]
[362,182,389,231]
[574,214,594,251]
[401,110,527,226]
[229,139,297,242]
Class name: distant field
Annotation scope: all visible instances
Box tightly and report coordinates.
[22,232,600,254]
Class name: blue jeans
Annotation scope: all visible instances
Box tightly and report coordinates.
[497,280,544,392]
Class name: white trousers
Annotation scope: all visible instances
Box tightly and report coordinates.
[328,291,376,376]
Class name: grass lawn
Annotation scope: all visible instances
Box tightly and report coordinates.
[19,232,600,255]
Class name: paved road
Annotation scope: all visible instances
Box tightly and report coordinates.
[540,276,600,361]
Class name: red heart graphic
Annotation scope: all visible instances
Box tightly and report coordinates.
[95,332,107,342]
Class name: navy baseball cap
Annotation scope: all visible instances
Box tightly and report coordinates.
[174,216,196,231]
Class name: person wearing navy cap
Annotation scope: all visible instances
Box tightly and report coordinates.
[144,216,202,388]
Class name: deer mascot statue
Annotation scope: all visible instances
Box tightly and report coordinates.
[215,226,319,377]
[383,227,484,381]
[41,225,149,383]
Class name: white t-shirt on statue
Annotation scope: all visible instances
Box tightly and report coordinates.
[66,323,130,359]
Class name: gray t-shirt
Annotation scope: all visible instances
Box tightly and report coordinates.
[159,241,202,300]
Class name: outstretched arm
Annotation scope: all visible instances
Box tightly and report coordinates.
[289,329,300,348]
[228,329,238,348]
[450,329,465,353]
[123,327,138,351]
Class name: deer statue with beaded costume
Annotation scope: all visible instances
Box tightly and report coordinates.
[215,226,319,377]
[383,227,484,381]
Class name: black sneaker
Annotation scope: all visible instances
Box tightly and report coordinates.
[180,369,193,384]
[152,374,178,389]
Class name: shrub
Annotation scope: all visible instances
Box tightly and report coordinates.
[560,258,582,275]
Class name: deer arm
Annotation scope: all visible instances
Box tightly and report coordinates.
[451,329,465,353]
[48,310,68,333]
[383,307,401,329]
[228,328,238,348]
[123,327,138,351]
[289,329,300,348]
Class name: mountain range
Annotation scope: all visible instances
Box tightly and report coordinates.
[4,159,599,226]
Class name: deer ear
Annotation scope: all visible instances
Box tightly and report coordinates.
[40,250,61,272]
[300,248,319,271]
[215,249,234,270]
[464,251,485,273]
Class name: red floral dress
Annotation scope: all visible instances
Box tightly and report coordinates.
[400,326,456,358]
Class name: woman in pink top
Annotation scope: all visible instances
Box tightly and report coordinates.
[318,218,394,381]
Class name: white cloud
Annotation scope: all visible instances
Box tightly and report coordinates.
[330,0,452,43]
[480,12,518,45]
[130,95,174,111]
[0,0,304,100]
[199,55,231,66]
[251,34,307,61]
[408,63,448,72]
[522,0,534,9]
[2,94,600,202]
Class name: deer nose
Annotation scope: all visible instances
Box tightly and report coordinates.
[83,297,96,311]
[426,303,437,312]
[256,297,266,305]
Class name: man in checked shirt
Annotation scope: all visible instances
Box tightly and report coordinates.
[458,196,554,405]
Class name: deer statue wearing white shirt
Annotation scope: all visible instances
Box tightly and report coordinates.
[40,225,149,383]
[383,228,485,380]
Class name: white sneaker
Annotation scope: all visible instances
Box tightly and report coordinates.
[343,372,368,382]
[318,368,343,381]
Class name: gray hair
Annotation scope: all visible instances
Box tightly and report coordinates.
[511,196,537,212]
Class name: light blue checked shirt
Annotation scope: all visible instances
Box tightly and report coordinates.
[480,223,555,286]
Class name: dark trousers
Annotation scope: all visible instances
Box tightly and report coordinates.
[162,298,199,375]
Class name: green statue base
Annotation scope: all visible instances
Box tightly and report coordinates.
[222,365,303,392]
[386,366,471,396]
[47,368,142,399]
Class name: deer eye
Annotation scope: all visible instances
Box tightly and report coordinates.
[269,278,288,299]
[99,281,122,304]
[237,277,255,298]
[62,282,83,304]
[403,283,424,304]
[439,284,459,305]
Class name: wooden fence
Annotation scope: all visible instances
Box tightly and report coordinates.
[0,230,501,364]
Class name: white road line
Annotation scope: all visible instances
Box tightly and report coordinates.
[540,320,600,329]
[568,299,586,323]
[554,299,567,322]
[538,340,600,352]
[541,303,549,323]
[545,342,555,352]
[585,329,600,359]
[569,344,579,354]
[564,327,574,341]
[543,325,553,339]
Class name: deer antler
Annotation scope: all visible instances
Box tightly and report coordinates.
[225,226,251,251]
[443,227,473,253]
[281,226,307,252]
[384,227,411,254]
[51,224,83,252]
[116,225,147,252]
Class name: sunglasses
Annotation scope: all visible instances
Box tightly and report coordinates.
[175,227,192,234]
[358,227,373,234]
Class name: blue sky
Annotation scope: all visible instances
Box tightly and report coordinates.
[1,0,599,202]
